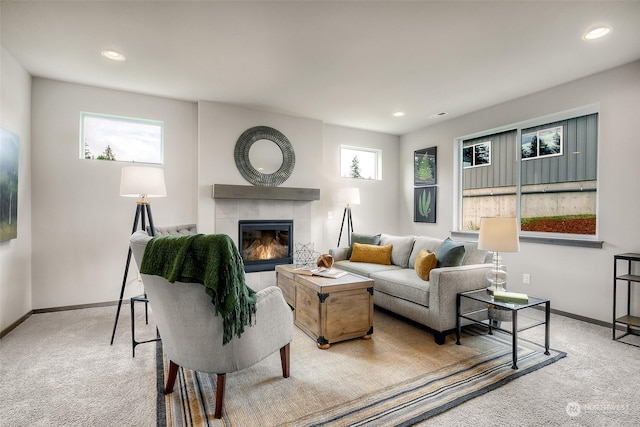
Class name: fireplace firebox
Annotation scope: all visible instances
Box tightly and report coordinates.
[238,220,293,272]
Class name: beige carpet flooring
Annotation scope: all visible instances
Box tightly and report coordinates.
[161,309,564,426]
[1,304,640,426]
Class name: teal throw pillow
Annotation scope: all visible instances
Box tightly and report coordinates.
[347,233,381,258]
[436,237,466,267]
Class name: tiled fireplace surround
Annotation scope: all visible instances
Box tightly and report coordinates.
[214,198,313,291]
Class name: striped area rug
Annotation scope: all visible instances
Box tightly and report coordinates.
[157,309,565,427]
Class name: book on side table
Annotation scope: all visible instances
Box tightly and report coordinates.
[293,267,348,279]
[493,290,529,303]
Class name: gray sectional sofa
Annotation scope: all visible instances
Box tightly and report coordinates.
[330,233,492,344]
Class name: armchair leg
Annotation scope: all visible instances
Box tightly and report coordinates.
[164,360,179,394]
[280,343,291,378]
[214,373,226,419]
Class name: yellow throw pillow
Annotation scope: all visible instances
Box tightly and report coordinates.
[414,249,437,281]
[349,243,393,265]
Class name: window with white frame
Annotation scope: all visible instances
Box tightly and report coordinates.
[80,112,163,164]
[462,141,492,168]
[459,111,598,238]
[340,146,382,180]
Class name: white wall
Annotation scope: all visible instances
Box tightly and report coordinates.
[322,124,401,249]
[0,47,32,332]
[197,101,325,241]
[400,60,640,323]
[31,79,198,309]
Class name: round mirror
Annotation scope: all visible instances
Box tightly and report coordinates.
[234,126,295,187]
[248,139,283,175]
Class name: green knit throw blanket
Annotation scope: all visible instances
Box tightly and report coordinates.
[139,233,256,345]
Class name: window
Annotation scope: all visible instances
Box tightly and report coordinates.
[340,146,381,180]
[80,112,163,164]
[521,126,563,160]
[462,141,492,168]
[459,111,598,238]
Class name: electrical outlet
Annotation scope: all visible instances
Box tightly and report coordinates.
[327,211,333,220]
[523,273,531,285]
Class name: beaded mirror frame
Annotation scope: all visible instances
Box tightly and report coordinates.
[234,126,295,187]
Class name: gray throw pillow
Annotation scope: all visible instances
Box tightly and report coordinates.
[380,234,415,267]
[347,233,381,258]
[436,237,466,267]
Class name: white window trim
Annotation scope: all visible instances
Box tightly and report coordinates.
[340,145,382,181]
[80,112,164,164]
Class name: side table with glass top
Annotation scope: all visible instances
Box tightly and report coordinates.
[456,289,551,369]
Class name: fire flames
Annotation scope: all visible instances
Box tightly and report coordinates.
[242,232,288,260]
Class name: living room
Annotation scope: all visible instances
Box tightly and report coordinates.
[1,1,640,425]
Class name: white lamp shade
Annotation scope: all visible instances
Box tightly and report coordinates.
[478,217,520,252]
[120,166,167,198]
[337,187,360,206]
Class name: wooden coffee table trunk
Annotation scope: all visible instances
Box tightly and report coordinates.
[275,265,374,349]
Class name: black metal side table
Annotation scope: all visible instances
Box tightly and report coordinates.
[130,294,160,357]
[456,289,551,369]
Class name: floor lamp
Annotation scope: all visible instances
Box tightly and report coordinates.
[110,166,166,346]
[336,187,360,247]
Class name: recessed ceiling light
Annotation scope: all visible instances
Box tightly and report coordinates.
[392,111,405,117]
[582,26,612,41]
[101,50,126,61]
[428,112,448,119]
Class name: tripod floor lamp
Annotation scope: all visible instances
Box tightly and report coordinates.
[110,166,166,347]
[336,187,360,247]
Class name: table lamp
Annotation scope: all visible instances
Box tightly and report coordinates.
[478,216,520,294]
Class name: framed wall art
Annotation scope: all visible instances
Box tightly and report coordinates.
[0,128,20,241]
[414,186,436,223]
[414,146,437,186]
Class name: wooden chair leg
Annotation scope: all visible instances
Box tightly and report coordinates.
[214,373,226,419]
[164,360,179,394]
[280,343,290,378]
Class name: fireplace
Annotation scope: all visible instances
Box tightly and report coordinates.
[238,220,293,272]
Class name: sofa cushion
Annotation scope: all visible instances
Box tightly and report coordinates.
[334,260,401,277]
[414,249,437,281]
[371,269,430,307]
[380,234,415,267]
[436,237,466,267]
[347,233,381,258]
[350,243,392,265]
[408,236,444,268]
[461,242,491,265]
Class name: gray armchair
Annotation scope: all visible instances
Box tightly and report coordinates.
[130,230,293,419]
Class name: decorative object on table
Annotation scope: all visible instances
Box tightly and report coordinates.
[234,126,295,187]
[413,186,437,223]
[492,290,529,303]
[316,253,334,268]
[294,242,320,268]
[110,165,166,347]
[477,216,520,295]
[337,187,360,246]
[414,146,437,186]
[0,128,20,242]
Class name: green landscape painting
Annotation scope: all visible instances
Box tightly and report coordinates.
[0,128,19,241]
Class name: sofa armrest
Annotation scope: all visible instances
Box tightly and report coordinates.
[329,247,350,262]
[428,263,493,332]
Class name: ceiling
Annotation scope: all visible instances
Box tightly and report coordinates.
[2,1,639,135]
